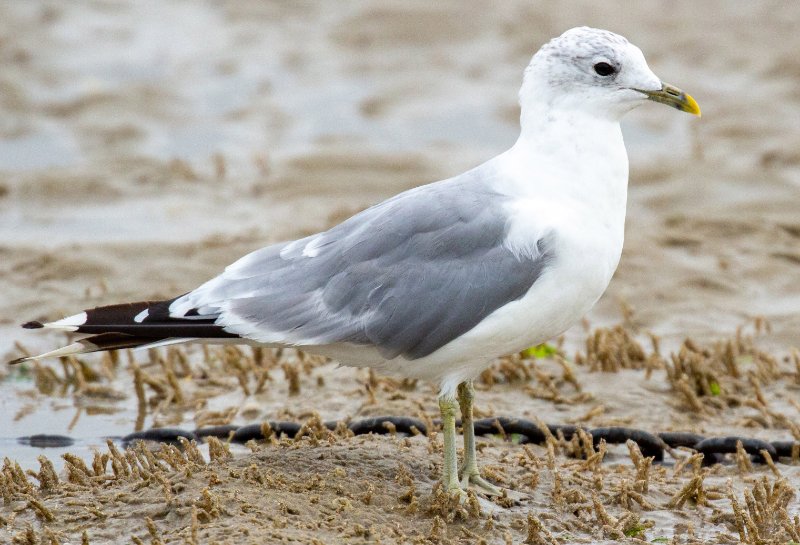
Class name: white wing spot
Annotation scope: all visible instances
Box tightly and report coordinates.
[134,309,149,323]
[302,237,323,258]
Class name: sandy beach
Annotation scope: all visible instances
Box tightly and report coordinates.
[1,1,799,543]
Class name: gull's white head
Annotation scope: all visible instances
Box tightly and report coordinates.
[521,27,700,122]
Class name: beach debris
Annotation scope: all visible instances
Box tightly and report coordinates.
[575,325,657,372]
[728,477,799,545]
[2,322,799,542]
[525,513,558,545]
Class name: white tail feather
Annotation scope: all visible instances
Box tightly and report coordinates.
[44,312,88,331]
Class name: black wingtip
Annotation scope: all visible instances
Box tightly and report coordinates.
[8,356,28,366]
[22,321,45,329]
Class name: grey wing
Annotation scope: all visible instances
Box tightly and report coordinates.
[170,179,552,360]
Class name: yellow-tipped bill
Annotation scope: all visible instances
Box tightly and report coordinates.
[639,82,701,116]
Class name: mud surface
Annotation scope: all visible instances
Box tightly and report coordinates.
[1,1,800,543]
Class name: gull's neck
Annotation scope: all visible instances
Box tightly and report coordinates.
[485,103,631,252]
[501,104,629,208]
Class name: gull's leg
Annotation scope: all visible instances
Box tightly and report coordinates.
[457,380,503,496]
[438,394,465,498]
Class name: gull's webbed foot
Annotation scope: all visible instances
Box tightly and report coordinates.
[435,480,502,516]
[460,470,503,496]
[459,467,527,503]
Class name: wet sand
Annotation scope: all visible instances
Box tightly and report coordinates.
[1,1,800,543]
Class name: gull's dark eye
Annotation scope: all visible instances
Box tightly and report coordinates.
[593,62,616,77]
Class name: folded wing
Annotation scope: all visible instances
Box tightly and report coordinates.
[172,177,553,360]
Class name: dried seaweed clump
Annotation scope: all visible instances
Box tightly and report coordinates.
[664,330,783,415]
[1,457,36,504]
[479,352,536,387]
[525,513,559,545]
[728,476,799,545]
[574,325,661,372]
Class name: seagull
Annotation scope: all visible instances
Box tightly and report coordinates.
[10,27,699,500]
